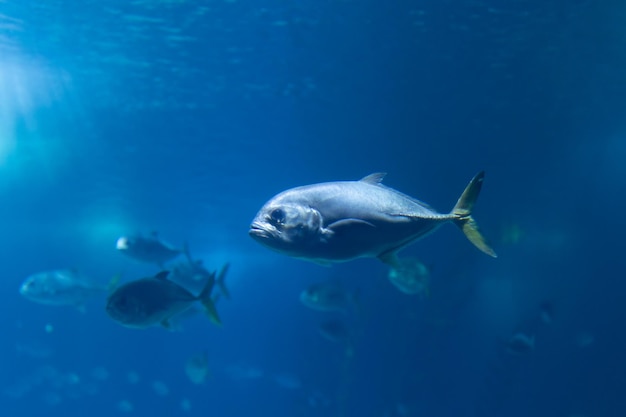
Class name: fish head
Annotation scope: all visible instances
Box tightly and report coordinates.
[116,236,131,251]
[19,276,43,300]
[106,289,149,327]
[116,235,180,265]
[249,202,326,254]
[299,286,321,308]
[19,272,57,302]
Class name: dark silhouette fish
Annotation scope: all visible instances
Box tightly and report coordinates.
[249,171,496,266]
[106,265,228,329]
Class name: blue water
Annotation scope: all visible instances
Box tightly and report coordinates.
[1,1,625,416]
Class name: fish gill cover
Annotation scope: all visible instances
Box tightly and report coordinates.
[1,1,625,417]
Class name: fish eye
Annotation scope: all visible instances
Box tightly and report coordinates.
[270,208,286,224]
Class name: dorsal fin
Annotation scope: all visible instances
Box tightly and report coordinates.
[154,270,170,281]
[359,172,386,184]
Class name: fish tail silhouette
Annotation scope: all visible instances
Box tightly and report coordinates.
[215,263,230,299]
[198,271,222,326]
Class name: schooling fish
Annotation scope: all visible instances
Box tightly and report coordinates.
[387,257,430,296]
[505,332,535,355]
[19,269,118,311]
[106,267,227,329]
[185,351,210,384]
[317,319,354,357]
[116,232,183,267]
[299,280,358,313]
[249,171,496,266]
[168,246,230,299]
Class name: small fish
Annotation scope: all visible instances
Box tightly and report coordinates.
[106,266,227,329]
[15,342,54,359]
[505,332,535,355]
[387,257,430,296]
[575,331,594,348]
[317,319,354,357]
[272,372,302,390]
[116,232,183,267]
[19,269,118,311]
[184,351,210,384]
[317,319,351,343]
[249,172,496,269]
[299,281,358,312]
[539,301,554,325]
[169,246,230,299]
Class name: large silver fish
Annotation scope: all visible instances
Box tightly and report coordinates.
[249,171,496,265]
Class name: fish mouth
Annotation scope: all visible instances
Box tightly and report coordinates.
[249,222,272,239]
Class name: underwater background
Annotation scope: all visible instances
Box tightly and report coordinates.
[1,1,625,416]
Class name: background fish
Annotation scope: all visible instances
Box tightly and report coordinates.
[184,351,210,384]
[505,332,535,355]
[19,269,117,311]
[300,280,358,313]
[387,257,430,296]
[116,232,183,267]
[317,319,354,357]
[169,246,231,299]
[106,267,226,329]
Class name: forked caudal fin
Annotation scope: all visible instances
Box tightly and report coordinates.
[451,171,497,258]
[198,271,221,326]
[197,263,230,326]
[216,263,231,299]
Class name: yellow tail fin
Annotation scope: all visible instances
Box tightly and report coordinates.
[451,171,497,258]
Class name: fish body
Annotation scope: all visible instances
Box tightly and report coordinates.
[506,332,535,355]
[249,172,496,265]
[169,247,231,300]
[317,319,354,357]
[185,351,210,384]
[116,233,182,267]
[19,269,108,308]
[106,268,224,329]
[539,301,554,325]
[387,257,430,296]
[317,319,351,344]
[170,259,212,283]
[300,281,356,312]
